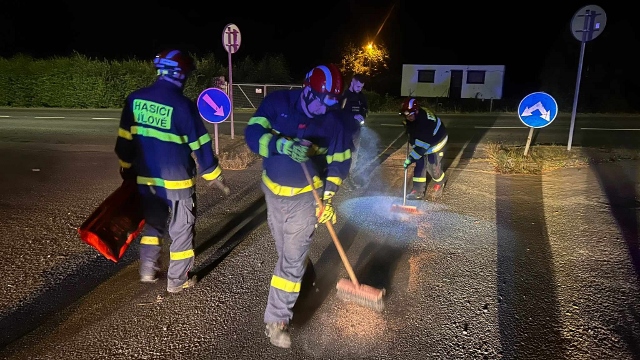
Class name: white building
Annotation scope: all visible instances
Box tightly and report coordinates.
[400,64,505,100]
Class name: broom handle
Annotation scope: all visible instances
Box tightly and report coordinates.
[300,161,360,287]
[403,140,410,206]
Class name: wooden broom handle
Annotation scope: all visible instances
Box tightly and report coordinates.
[300,161,360,287]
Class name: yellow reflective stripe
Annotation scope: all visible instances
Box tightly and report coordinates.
[326,149,351,164]
[131,126,189,144]
[413,177,427,183]
[433,172,445,182]
[202,166,222,180]
[118,127,133,140]
[259,133,273,157]
[326,176,343,187]
[119,159,132,168]
[170,249,195,261]
[271,275,301,293]
[189,133,212,151]
[138,176,195,190]
[262,171,322,196]
[310,145,327,155]
[140,236,160,245]
[248,116,272,128]
[428,136,448,154]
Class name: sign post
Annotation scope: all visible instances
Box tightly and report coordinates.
[223,23,241,139]
[518,92,559,156]
[197,88,231,154]
[567,4,606,151]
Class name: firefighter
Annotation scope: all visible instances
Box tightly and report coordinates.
[244,63,352,348]
[400,97,448,200]
[115,49,227,293]
[340,73,369,188]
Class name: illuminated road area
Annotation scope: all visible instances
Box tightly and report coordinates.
[0,112,639,359]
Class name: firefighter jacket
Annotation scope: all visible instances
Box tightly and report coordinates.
[115,79,222,200]
[403,107,448,162]
[340,89,368,139]
[245,89,352,197]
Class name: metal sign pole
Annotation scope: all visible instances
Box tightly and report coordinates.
[567,5,606,151]
[524,127,534,156]
[567,40,586,151]
[214,123,219,154]
[228,46,234,139]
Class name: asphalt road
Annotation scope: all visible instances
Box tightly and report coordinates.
[0,109,639,359]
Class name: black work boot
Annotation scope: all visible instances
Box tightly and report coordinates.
[430,181,446,200]
[265,322,291,348]
[406,189,423,200]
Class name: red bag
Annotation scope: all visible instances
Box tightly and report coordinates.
[78,180,145,262]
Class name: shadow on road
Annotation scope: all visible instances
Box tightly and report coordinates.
[495,175,566,358]
[193,196,267,279]
[0,249,137,350]
[581,132,640,355]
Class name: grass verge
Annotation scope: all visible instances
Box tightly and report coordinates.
[485,142,640,174]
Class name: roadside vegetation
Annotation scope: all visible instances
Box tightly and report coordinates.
[2,52,637,174]
[485,142,640,174]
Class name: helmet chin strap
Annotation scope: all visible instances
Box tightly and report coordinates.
[159,75,185,88]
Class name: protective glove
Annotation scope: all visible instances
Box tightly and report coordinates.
[276,138,310,163]
[354,114,365,125]
[120,167,136,181]
[208,174,230,195]
[403,158,413,169]
[316,197,337,224]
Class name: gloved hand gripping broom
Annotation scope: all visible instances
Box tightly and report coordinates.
[300,161,385,312]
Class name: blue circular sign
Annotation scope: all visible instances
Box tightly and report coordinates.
[517,92,558,128]
[197,88,231,124]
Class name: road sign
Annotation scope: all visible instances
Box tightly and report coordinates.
[571,5,607,42]
[197,88,231,124]
[518,92,558,129]
[222,23,241,54]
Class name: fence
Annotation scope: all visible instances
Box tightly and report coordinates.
[231,83,302,109]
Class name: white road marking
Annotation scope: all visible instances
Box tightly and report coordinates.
[475,126,525,129]
[581,128,640,131]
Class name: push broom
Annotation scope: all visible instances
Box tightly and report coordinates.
[391,140,419,214]
[301,161,386,312]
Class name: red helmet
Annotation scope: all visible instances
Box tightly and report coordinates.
[400,97,420,115]
[153,49,196,81]
[303,64,343,107]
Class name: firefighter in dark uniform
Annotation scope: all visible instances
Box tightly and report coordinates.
[244,64,351,348]
[340,73,368,188]
[115,49,227,293]
[401,97,448,200]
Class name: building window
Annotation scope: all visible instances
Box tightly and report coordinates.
[417,70,435,83]
[466,70,485,84]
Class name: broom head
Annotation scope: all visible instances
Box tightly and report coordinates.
[336,278,386,312]
[390,204,420,214]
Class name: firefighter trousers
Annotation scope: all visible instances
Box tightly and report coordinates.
[262,183,317,324]
[412,148,446,193]
[139,191,196,288]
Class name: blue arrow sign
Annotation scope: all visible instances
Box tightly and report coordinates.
[518,92,558,128]
[197,88,231,124]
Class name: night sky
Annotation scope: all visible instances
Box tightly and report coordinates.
[1,1,633,99]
